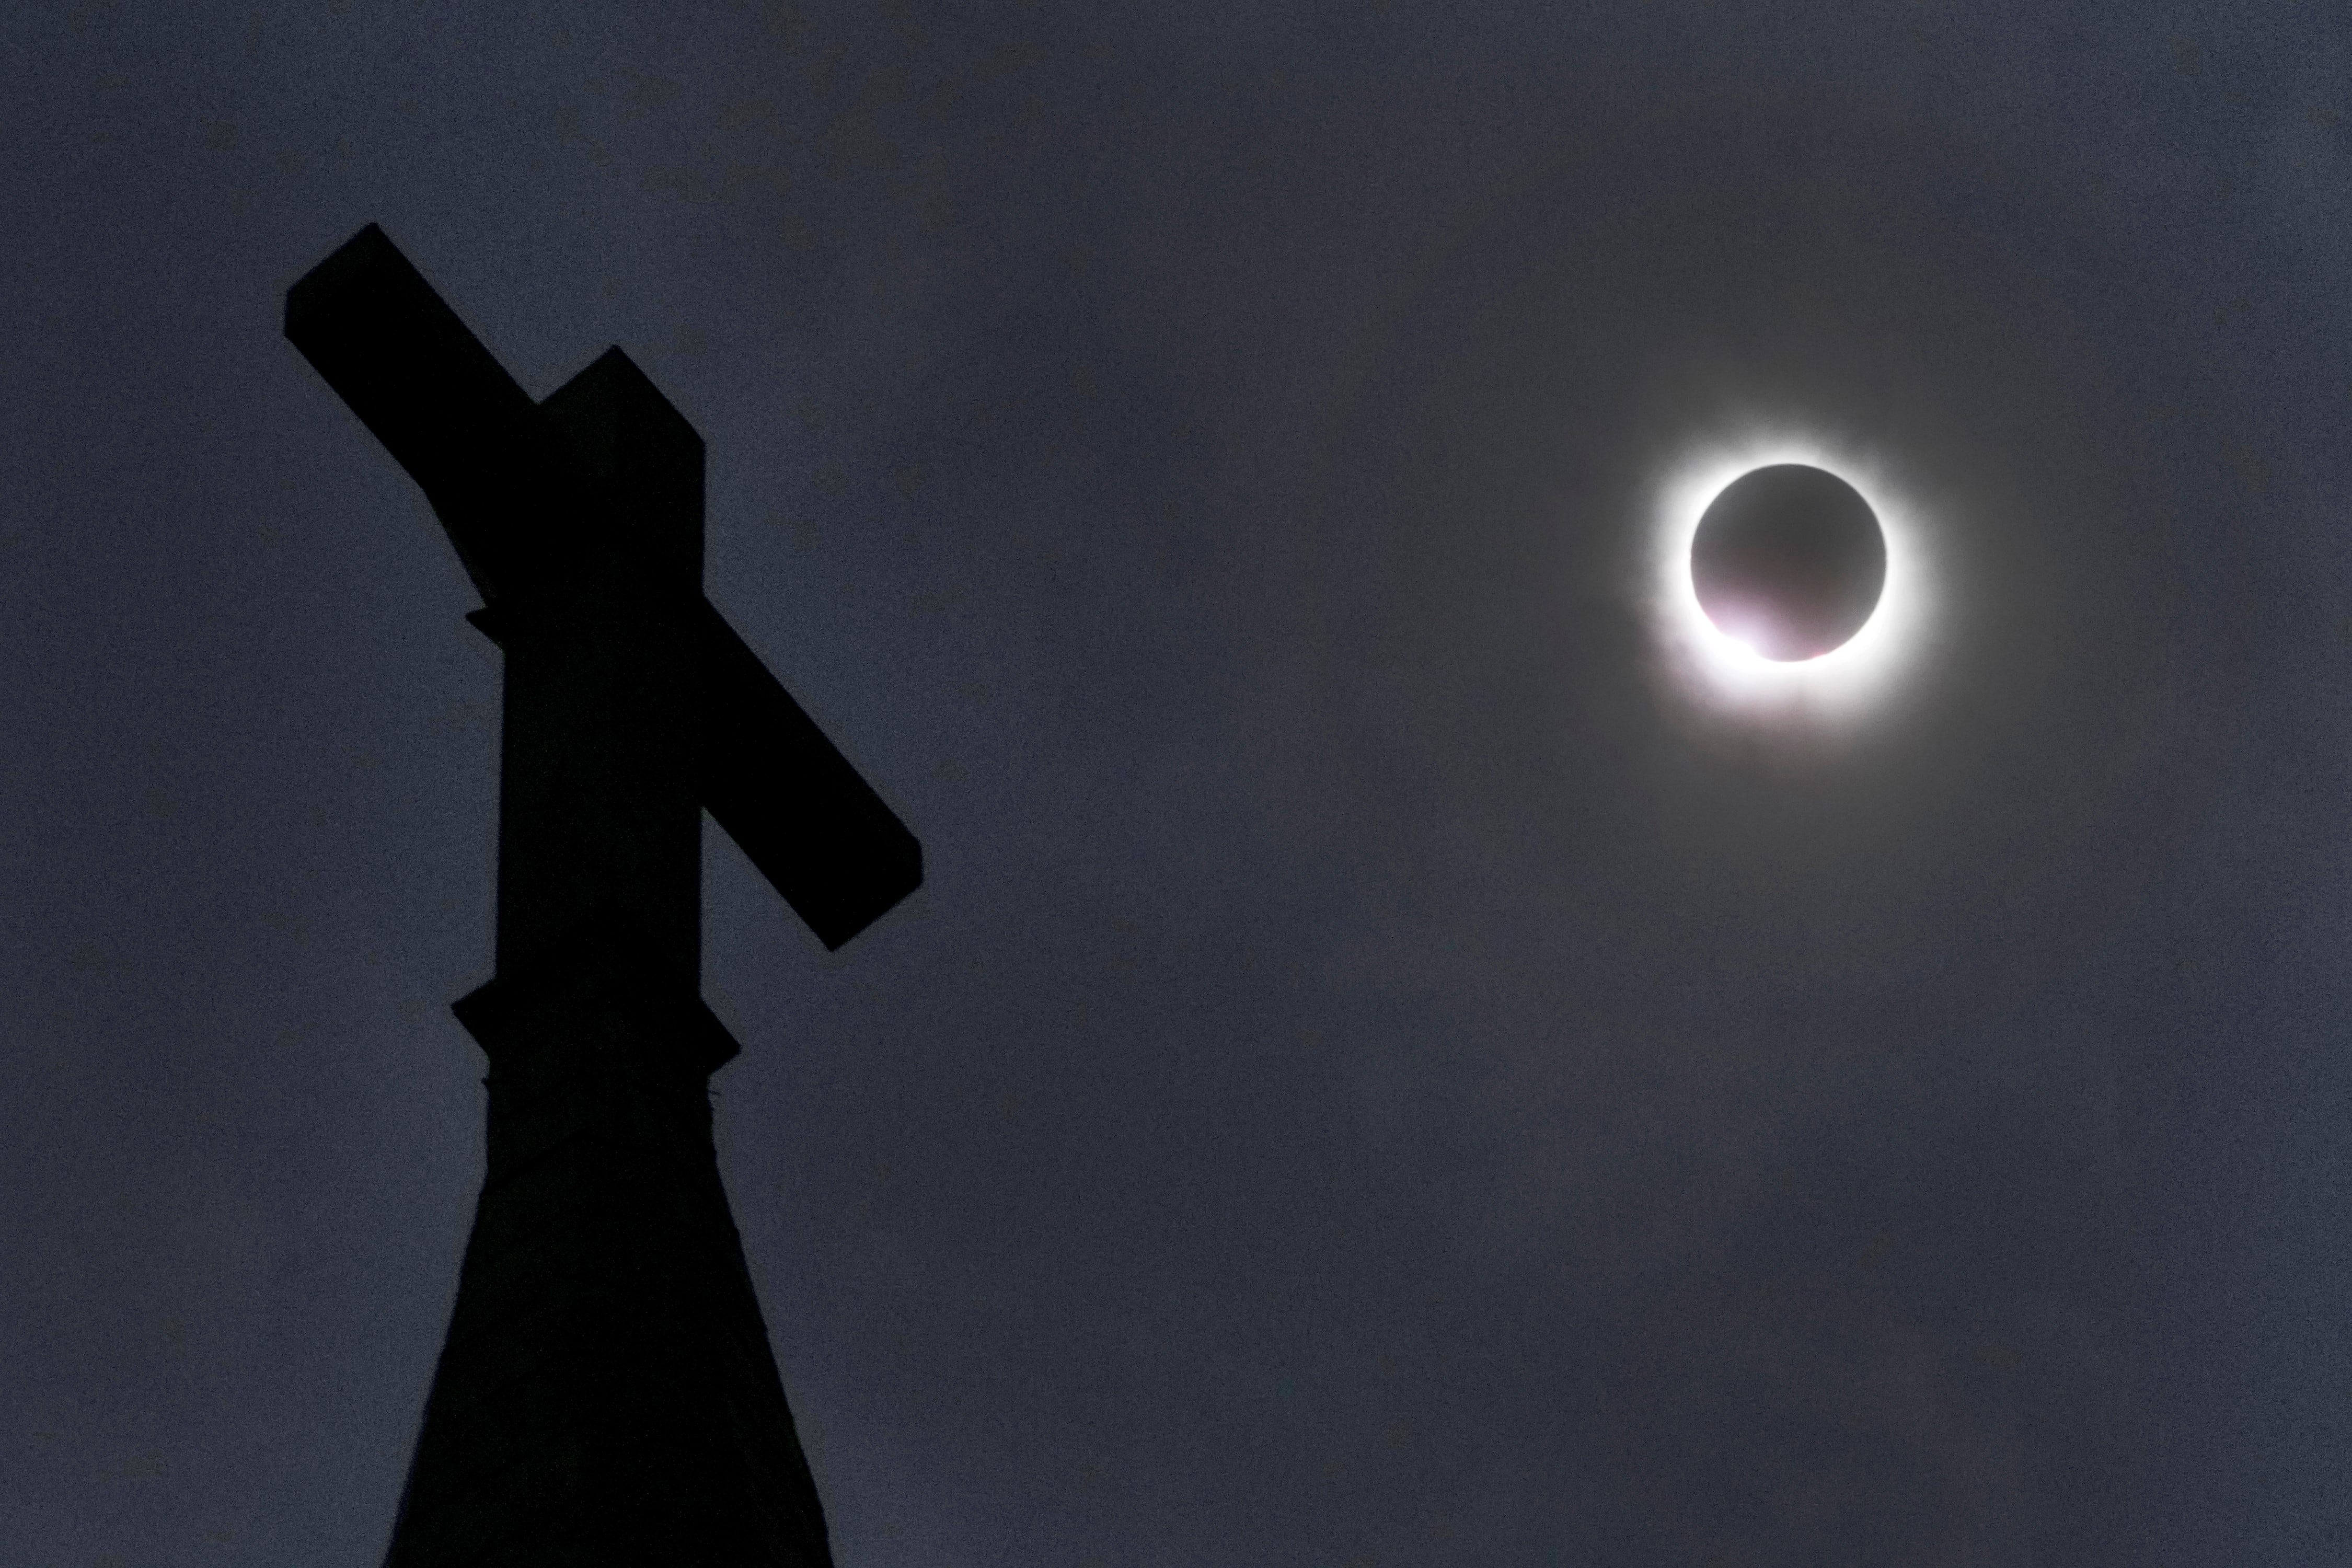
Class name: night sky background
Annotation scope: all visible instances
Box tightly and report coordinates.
[10,3,2352,1564]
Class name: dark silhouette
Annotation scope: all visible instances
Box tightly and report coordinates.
[286,223,920,1566]
[1690,463,1886,661]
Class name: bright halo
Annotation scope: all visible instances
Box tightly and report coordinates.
[1649,429,1934,721]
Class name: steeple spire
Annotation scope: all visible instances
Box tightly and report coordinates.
[286,223,921,1565]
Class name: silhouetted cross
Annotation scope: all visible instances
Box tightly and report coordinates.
[288,223,891,1563]
[286,223,920,1050]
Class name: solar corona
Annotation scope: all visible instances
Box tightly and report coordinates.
[1649,432,1932,718]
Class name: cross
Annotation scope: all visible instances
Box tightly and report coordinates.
[285,223,917,1564]
[287,222,919,1027]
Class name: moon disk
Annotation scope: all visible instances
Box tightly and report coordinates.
[1690,464,1887,661]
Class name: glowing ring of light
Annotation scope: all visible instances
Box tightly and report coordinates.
[1649,430,1935,720]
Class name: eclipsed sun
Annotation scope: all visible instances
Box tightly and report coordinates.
[1650,431,1935,720]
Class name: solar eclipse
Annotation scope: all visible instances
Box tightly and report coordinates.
[1689,464,1886,661]
[1651,432,1933,718]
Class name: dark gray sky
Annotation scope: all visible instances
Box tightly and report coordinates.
[8,3,2351,1564]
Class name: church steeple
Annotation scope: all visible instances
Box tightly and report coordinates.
[285,223,921,1565]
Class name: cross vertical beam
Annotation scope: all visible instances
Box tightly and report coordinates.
[482,350,705,1001]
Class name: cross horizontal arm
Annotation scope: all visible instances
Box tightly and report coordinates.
[697,600,923,950]
[283,223,582,604]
